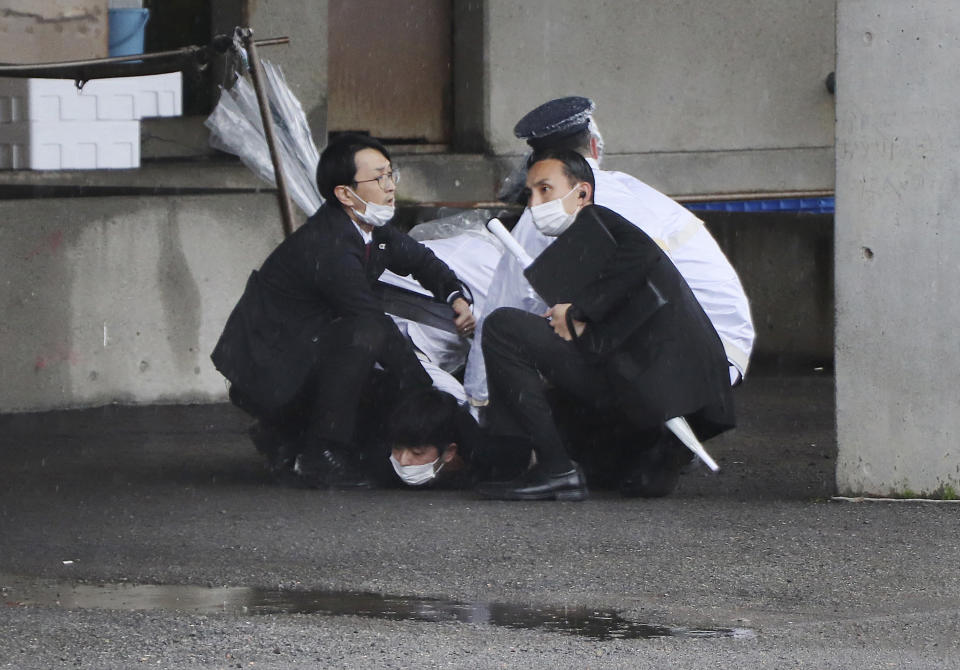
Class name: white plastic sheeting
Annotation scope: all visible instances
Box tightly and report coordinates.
[205,61,322,217]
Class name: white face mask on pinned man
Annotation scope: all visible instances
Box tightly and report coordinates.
[389,454,445,486]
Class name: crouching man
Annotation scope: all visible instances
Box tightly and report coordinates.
[211,133,474,489]
[476,149,734,501]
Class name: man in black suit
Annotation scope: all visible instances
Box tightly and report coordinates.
[477,149,734,501]
[212,134,475,488]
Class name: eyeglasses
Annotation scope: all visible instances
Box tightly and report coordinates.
[353,169,400,191]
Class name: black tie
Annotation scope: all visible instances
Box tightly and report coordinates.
[364,241,372,264]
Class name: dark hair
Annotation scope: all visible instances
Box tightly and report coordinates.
[388,389,460,450]
[316,133,392,204]
[527,147,595,196]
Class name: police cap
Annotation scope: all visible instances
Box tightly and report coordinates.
[513,96,595,148]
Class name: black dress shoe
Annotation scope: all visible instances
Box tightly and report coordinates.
[247,421,299,474]
[476,463,588,501]
[619,433,691,498]
[295,443,374,490]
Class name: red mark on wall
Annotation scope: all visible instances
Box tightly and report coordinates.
[34,347,79,372]
[24,230,64,260]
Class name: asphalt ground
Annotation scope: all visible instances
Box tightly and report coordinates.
[2,372,959,669]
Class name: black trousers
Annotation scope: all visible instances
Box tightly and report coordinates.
[233,313,430,448]
[482,307,624,473]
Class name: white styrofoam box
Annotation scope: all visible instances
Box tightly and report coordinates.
[0,73,182,123]
[0,120,140,170]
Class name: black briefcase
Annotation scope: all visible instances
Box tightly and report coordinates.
[522,209,617,306]
[523,207,667,357]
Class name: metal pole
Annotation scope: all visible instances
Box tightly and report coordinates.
[241,28,296,238]
[0,38,290,79]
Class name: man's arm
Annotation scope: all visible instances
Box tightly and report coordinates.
[384,227,476,335]
[312,235,387,318]
[383,228,462,299]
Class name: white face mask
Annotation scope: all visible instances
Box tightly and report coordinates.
[390,454,445,486]
[530,185,581,236]
[347,187,395,227]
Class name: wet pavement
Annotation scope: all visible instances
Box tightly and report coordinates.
[2,372,959,669]
[0,576,752,641]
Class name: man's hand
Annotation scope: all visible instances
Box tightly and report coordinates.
[544,303,585,341]
[452,297,475,337]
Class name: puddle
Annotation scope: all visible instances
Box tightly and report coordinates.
[2,578,753,641]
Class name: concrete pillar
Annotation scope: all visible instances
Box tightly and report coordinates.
[835,1,960,497]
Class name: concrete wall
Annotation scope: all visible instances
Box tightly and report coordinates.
[484,0,836,196]
[0,194,281,412]
[243,0,328,137]
[0,0,108,63]
[835,1,960,497]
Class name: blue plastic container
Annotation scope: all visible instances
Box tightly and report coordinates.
[108,8,151,57]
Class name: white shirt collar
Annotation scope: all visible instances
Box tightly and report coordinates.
[586,157,600,170]
[352,220,373,244]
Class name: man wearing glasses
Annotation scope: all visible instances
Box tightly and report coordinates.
[212,133,475,489]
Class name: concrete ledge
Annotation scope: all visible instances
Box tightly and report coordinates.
[141,117,222,161]
[0,147,835,206]
[0,160,265,192]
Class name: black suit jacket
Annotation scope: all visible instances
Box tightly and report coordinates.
[211,202,464,412]
[565,205,734,437]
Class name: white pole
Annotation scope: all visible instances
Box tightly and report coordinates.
[486,218,534,268]
[665,417,720,472]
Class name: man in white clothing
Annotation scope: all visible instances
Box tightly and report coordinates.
[464,96,755,405]
[380,228,503,407]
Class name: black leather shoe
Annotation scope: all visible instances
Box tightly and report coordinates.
[619,433,691,498]
[247,422,298,475]
[295,444,374,490]
[476,463,588,501]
